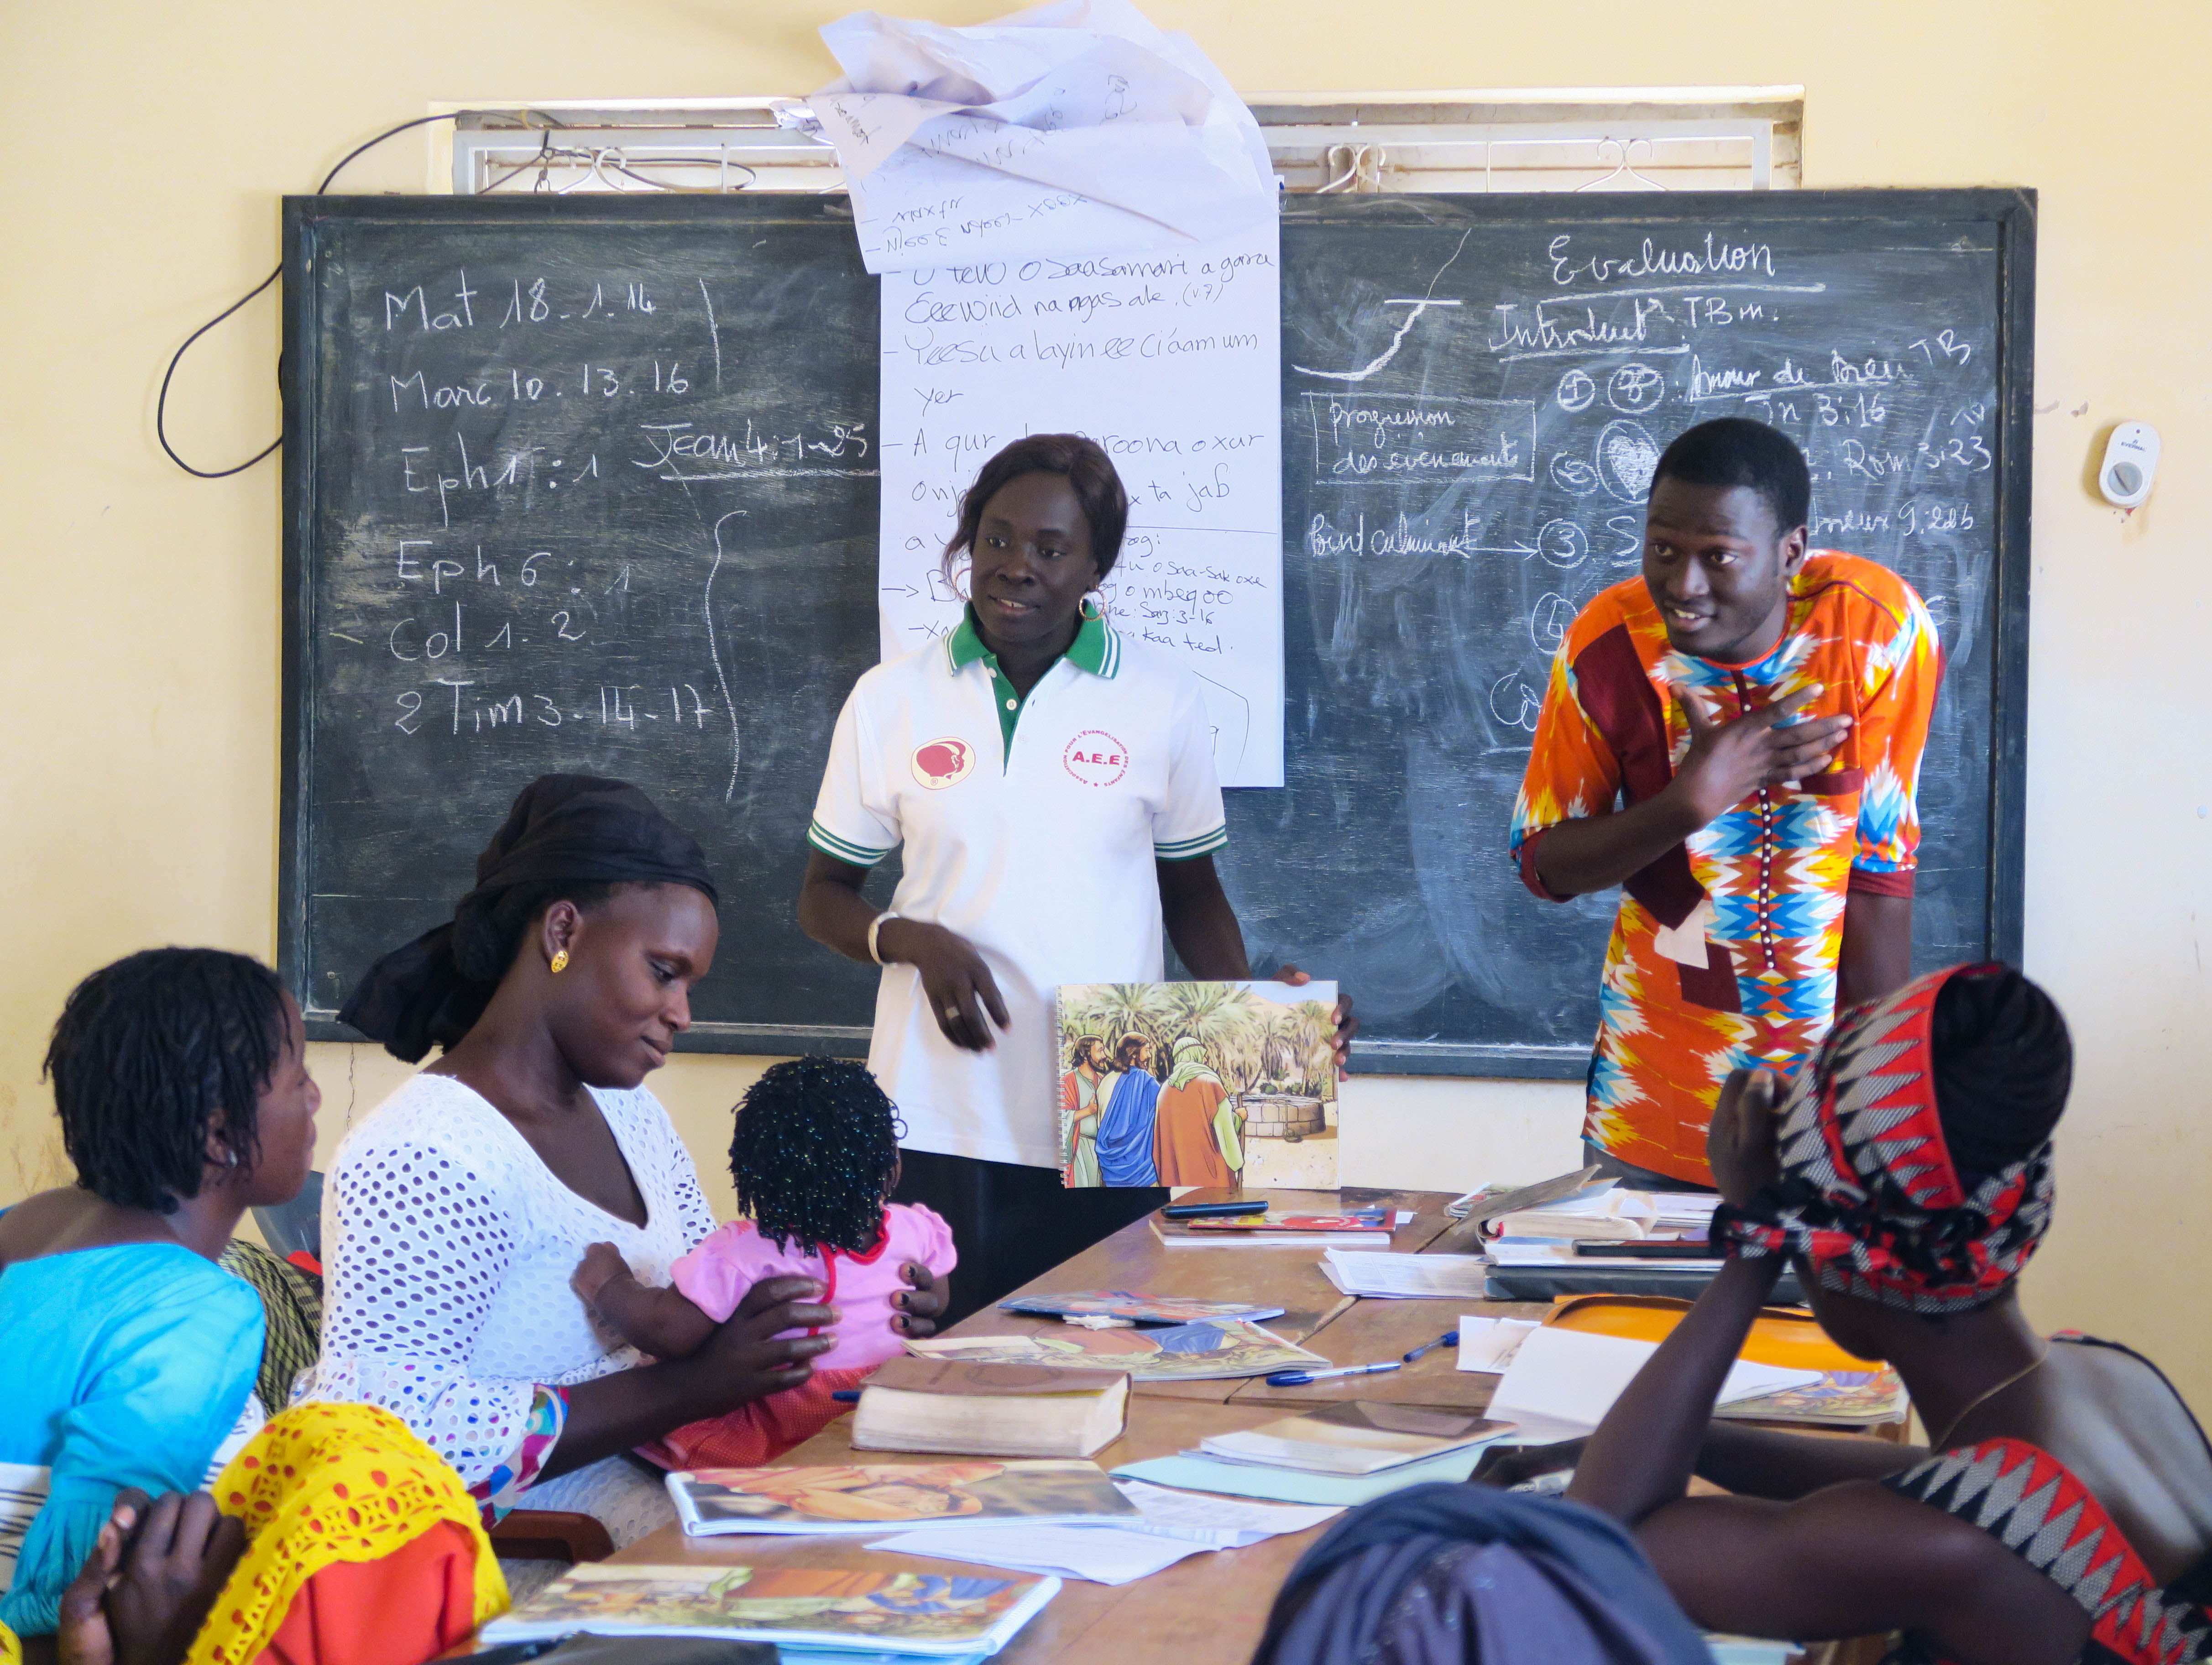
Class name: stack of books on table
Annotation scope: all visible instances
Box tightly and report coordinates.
[1319,1249,1492,1299]
[1110,1401,1517,1508]
[1489,1182,1722,1244]
[1472,1182,1770,1298]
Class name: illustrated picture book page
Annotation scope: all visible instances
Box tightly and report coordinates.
[1055,980,1339,1190]
[481,1560,1056,1654]
[906,1318,1324,1382]
[668,1460,1136,1536]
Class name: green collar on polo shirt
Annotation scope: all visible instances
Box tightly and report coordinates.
[944,600,1118,678]
[944,600,1119,762]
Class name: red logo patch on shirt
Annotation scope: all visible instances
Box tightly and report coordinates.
[1063,729,1130,787]
[911,738,976,790]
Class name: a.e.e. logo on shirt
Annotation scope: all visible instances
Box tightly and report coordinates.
[911,738,976,790]
[1063,729,1130,787]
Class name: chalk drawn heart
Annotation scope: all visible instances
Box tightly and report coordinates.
[1596,419,1662,502]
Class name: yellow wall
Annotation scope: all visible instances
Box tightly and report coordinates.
[2,5,2203,1387]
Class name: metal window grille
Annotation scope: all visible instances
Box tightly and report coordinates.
[439,90,1802,197]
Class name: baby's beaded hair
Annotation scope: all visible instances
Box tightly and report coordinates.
[731,1056,903,1256]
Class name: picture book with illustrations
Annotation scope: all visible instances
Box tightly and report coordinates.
[906,1318,1325,1382]
[1055,980,1339,1190]
[668,1460,1137,1536]
[480,1562,1057,1656]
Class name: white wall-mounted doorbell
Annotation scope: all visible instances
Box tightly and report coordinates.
[2098,422,2161,508]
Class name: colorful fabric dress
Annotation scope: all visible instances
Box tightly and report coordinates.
[1511,551,1940,1184]
[1880,1336,2212,1665]
[188,1402,508,1665]
[0,1243,264,1636]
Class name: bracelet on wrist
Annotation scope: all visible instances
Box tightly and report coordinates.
[867,910,902,966]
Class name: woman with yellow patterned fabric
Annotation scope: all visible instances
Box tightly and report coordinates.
[35,1403,505,1665]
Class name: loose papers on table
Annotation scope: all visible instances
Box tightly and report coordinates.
[803,0,1276,274]
[1113,1445,1489,1506]
[1456,1315,1541,1373]
[868,1479,1339,1586]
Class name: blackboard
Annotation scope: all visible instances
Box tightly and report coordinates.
[281,190,2031,1075]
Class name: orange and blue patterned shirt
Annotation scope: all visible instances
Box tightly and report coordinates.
[1510,551,1941,1184]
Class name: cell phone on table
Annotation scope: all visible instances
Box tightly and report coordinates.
[1161,1199,1269,1219]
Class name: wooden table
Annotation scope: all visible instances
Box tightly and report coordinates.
[607,1187,1874,1664]
[612,1402,1310,1665]
[941,1188,1461,1405]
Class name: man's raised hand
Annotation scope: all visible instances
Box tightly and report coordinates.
[1672,683,1851,825]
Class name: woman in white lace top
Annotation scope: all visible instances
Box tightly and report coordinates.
[298,775,948,1545]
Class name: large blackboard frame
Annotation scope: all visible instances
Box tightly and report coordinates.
[278,189,2034,1076]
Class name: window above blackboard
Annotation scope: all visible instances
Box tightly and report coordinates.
[432,89,1803,198]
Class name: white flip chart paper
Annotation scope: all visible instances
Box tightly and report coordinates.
[806,0,1275,274]
[878,215,1285,786]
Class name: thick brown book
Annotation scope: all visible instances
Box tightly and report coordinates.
[865,1356,1128,1396]
[852,1356,1130,1458]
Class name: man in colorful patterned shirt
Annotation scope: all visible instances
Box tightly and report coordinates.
[1511,417,1940,1188]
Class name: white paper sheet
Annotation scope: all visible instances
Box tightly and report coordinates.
[1487,1326,1824,1445]
[1456,1315,1541,1373]
[1113,1478,1343,1542]
[867,1480,1338,1585]
[1319,1250,1491,1299]
[806,0,1275,273]
[868,1522,1210,1585]
[878,215,1284,785]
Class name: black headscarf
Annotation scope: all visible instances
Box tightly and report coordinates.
[339,775,718,1063]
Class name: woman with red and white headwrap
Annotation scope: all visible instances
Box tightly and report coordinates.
[1522,964,2212,1665]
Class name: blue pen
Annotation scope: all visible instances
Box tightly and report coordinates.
[1402,1330,1460,1363]
[1265,1361,1403,1387]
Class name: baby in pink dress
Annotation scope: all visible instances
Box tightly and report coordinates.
[572,1057,956,1468]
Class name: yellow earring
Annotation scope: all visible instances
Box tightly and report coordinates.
[549,949,570,974]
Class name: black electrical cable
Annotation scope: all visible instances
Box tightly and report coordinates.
[157,268,285,477]
[157,109,558,479]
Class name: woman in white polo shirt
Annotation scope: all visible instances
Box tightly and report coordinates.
[799,434,1351,1323]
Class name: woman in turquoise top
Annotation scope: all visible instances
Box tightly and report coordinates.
[0,948,320,1638]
